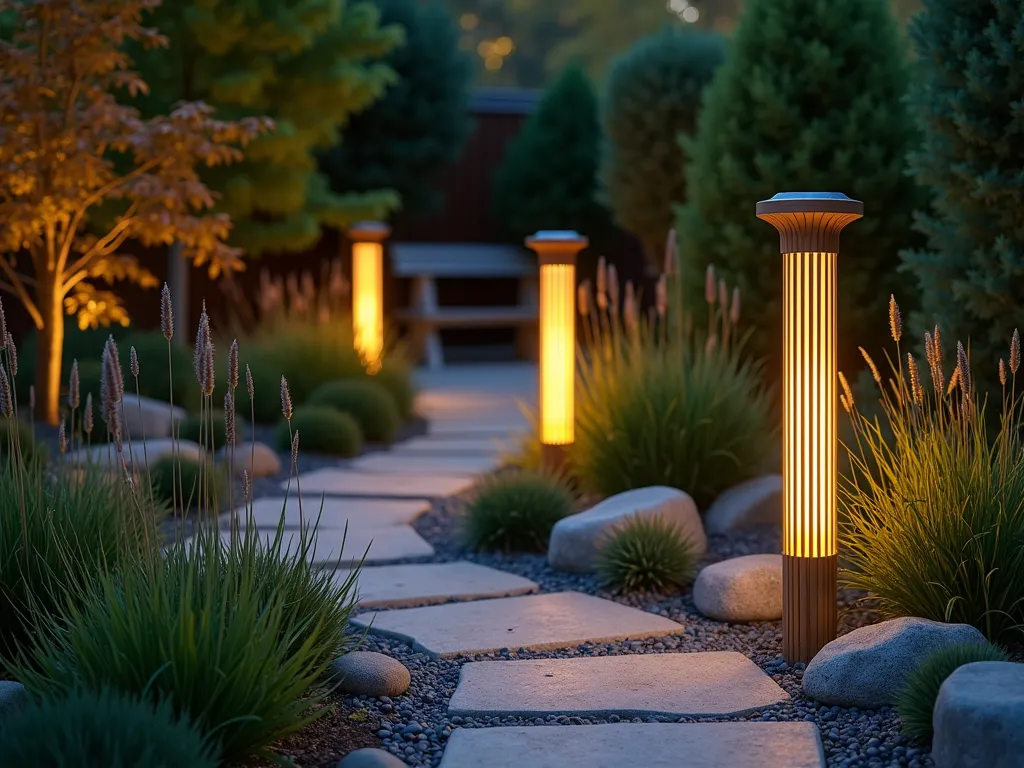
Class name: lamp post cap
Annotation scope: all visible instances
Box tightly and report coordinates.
[526,230,589,246]
[756,192,864,217]
[348,221,391,241]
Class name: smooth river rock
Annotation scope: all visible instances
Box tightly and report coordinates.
[218,441,281,478]
[328,651,410,697]
[0,680,27,718]
[548,486,706,573]
[692,554,782,622]
[803,617,987,708]
[120,393,186,440]
[703,475,782,533]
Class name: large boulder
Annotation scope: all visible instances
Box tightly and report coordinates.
[803,617,987,708]
[329,651,410,698]
[548,486,706,573]
[120,393,186,440]
[218,441,282,478]
[932,661,1024,768]
[704,475,782,534]
[692,554,782,622]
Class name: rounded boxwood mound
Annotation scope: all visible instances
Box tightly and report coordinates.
[307,379,401,444]
[275,406,363,458]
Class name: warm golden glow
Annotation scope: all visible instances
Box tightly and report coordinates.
[783,251,837,558]
[540,263,575,445]
[352,241,384,374]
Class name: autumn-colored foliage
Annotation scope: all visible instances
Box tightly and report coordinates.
[0,0,270,424]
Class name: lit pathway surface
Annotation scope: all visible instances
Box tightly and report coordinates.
[211,363,823,766]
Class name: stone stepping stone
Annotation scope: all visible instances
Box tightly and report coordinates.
[190,524,434,566]
[283,468,475,499]
[447,651,789,719]
[352,591,683,658]
[393,437,506,455]
[439,722,825,768]
[222,497,429,530]
[348,453,500,476]
[427,420,527,437]
[357,562,539,608]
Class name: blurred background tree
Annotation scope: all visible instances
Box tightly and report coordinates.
[320,0,474,219]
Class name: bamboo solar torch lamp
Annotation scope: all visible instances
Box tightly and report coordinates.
[525,230,588,470]
[349,221,391,374]
[756,192,863,664]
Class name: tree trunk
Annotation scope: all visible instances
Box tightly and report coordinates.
[34,280,65,426]
[168,241,189,346]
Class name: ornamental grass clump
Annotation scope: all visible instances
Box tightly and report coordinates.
[840,297,1024,644]
[571,240,775,509]
[596,514,698,594]
[0,687,220,768]
[894,641,1010,743]
[463,468,575,553]
[149,455,228,513]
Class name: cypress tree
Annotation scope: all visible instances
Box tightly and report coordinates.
[901,0,1024,397]
[676,0,923,371]
[601,28,724,269]
[130,1,404,256]
[492,66,607,244]
[320,0,473,218]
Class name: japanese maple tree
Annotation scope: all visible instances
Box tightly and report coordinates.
[0,0,269,424]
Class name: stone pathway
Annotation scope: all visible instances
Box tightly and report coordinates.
[193,364,824,766]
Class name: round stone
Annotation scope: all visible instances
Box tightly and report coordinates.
[0,680,27,718]
[337,747,407,767]
[329,651,411,697]
[692,554,782,622]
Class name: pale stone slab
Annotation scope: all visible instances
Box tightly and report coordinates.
[448,651,788,718]
[427,421,527,436]
[357,562,539,608]
[68,438,203,467]
[439,722,825,768]
[222,496,428,530]
[394,437,506,455]
[349,453,500,476]
[191,524,434,565]
[352,591,683,658]
[282,468,475,499]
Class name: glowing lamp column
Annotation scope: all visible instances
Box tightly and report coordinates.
[756,192,863,664]
[526,230,588,470]
[349,222,391,374]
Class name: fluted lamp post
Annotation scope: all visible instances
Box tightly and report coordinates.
[349,222,391,374]
[756,192,863,664]
[525,230,588,470]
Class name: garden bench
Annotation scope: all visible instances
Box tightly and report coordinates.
[391,242,538,370]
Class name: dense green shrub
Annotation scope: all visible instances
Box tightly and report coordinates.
[840,308,1024,644]
[0,417,46,465]
[492,66,607,244]
[149,455,228,513]
[895,641,1010,743]
[596,515,698,594]
[0,461,161,663]
[275,406,363,457]
[462,469,574,553]
[320,0,472,217]
[0,687,220,768]
[676,0,923,373]
[900,0,1024,402]
[373,363,417,421]
[308,379,401,443]
[10,521,358,764]
[601,28,724,266]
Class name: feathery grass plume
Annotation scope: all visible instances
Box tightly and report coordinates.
[228,339,239,391]
[245,365,254,401]
[242,469,252,502]
[932,325,942,362]
[908,354,924,406]
[68,360,80,410]
[1000,359,1008,387]
[840,393,851,413]
[578,281,589,316]
[946,365,960,398]
[84,393,94,435]
[656,275,667,317]
[839,371,854,411]
[664,228,678,276]
[0,367,12,416]
[859,346,882,386]
[105,337,124,404]
[194,305,208,384]
[730,287,741,325]
[160,283,173,341]
[956,341,971,396]
[58,420,67,454]
[290,430,299,465]
[623,281,638,331]
[596,256,608,310]
[924,331,935,367]
[129,346,139,378]
[281,376,293,421]
[224,391,236,446]
[608,264,620,314]
[1011,329,1020,375]
[705,333,718,356]
[0,296,7,349]
[705,264,716,305]
[6,333,16,376]
[201,335,215,397]
[718,278,728,310]
[889,294,902,342]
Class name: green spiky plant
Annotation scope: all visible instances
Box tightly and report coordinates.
[895,641,1010,742]
[462,468,575,553]
[596,514,698,594]
[840,296,1024,644]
